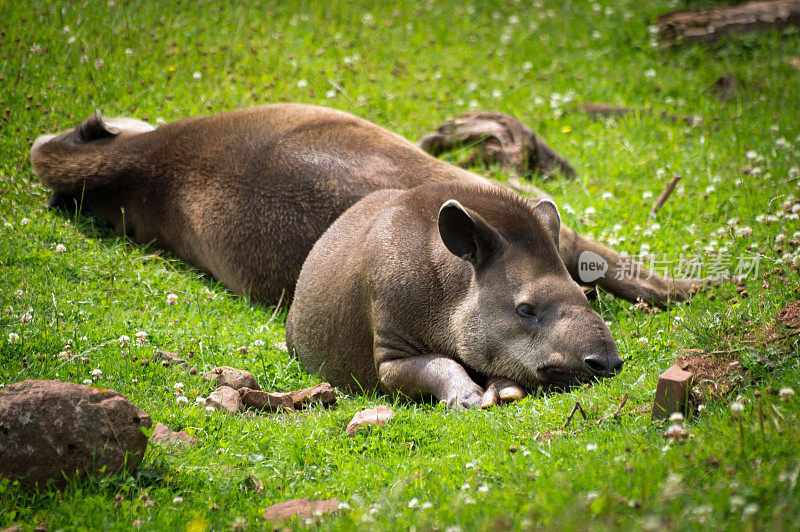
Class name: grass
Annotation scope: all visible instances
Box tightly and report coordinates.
[1,0,800,529]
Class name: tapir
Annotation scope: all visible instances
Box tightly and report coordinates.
[30,104,709,406]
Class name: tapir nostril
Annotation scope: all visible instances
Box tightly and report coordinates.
[583,354,623,377]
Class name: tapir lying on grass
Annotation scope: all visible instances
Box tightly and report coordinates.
[30,104,711,407]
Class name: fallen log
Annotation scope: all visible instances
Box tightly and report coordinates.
[418,111,576,179]
[656,0,800,46]
[578,102,701,126]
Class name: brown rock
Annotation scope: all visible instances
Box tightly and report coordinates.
[206,386,242,413]
[289,383,337,409]
[239,388,293,412]
[0,380,151,489]
[263,498,340,523]
[150,422,196,447]
[153,350,187,368]
[346,406,396,436]
[202,366,260,391]
[652,364,694,419]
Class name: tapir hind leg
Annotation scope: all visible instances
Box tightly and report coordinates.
[558,225,721,307]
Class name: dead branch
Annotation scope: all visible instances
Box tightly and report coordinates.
[418,112,576,179]
[561,401,588,430]
[656,0,800,46]
[578,103,700,126]
[647,175,682,225]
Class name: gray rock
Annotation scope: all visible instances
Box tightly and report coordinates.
[0,380,151,489]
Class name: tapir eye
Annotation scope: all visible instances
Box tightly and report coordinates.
[516,303,539,323]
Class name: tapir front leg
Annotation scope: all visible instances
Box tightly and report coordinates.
[558,226,718,307]
[377,352,485,410]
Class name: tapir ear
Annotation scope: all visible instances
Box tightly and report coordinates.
[78,110,117,142]
[438,200,502,269]
[534,198,561,249]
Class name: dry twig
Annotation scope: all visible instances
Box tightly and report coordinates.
[648,175,682,225]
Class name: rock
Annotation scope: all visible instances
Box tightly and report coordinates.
[238,388,294,412]
[153,350,187,369]
[289,383,337,409]
[202,366,260,391]
[150,422,196,447]
[206,386,242,413]
[263,498,340,523]
[345,406,396,436]
[652,364,694,420]
[0,380,151,489]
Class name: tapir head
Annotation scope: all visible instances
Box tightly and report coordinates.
[438,196,623,390]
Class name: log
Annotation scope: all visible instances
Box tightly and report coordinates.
[418,112,576,179]
[656,0,800,46]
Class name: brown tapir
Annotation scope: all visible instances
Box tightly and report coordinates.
[30,104,706,306]
[30,104,710,405]
[286,182,622,408]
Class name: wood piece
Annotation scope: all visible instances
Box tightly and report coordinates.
[263,498,340,523]
[561,401,587,429]
[656,1,800,46]
[238,388,294,412]
[578,102,700,126]
[647,174,682,225]
[418,112,576,178]
[652,364,694,419]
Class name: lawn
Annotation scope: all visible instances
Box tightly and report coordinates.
[1,0,800,530]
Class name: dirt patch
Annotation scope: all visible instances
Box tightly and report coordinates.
[676,355,746,404]
[777,300,800,330]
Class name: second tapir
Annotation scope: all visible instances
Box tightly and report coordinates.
[30,104,709,406]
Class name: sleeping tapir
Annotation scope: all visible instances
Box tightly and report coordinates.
[30,104,710,406]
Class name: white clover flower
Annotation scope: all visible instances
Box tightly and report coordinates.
[477,484,489,493]
[173,496,183,504]
[119,335,130,347]
[174,382,184,394]
[205,405,215,412]
[325,89,336,99]
[586,443,598,451]
[584,206,596,216]
[742,503,758,517]
[522,61,533,71]
[642,191,653,199]
[669,412,684,424]
[776,137,790,149]
[20,218,29,226]
[91,368,103,380]
[125,48,134,56]
[492,89,502,98]
[195,396,206,405]
[601,191,613,200]
[731,402,744,414]
[252,339,265,347]
[55,244,66,253]
[176,395,189,405]
[8,332,19,343]
[192,71,202,80]
[705,185,715,194]
[779,387,795,400]
[637,337,649,346]
[644,68,656,80]
[746,150,758,160]
[407,498,419,508]
[296,79,308,88]
[166,293,178,305]
[135,331,147,344]
[465,461,475,469]
[735,226,752,238]
[586,492,599,501]
[83,379,92,385]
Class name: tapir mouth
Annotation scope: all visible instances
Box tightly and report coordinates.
[534,363,595,391]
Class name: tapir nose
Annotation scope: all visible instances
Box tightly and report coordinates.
[583,353,624,378]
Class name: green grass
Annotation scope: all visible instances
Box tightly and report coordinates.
[2,0,800,530]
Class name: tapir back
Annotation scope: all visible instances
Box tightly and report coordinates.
[30,104,484,302]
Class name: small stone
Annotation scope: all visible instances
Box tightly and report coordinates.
[345,406,396,437]
[152,350,187,369]
[206,386,242,413]
[150,422,196,447]
[0,380,151,489]
[238,388,293,412]
[288,382,337,409]
[202,366,259,391]
[263,498,340,523]
[652,364,694,420]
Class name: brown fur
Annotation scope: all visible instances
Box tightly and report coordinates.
[286,181,621,407]
[30,104,708,306]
